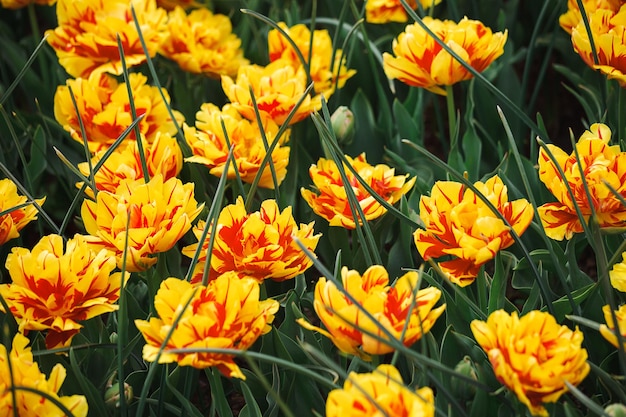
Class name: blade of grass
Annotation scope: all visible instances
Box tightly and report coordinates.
[129,6,190,156]
[248,86,280,194]
[117,35,149,182]
[244,83,315,211]
[0,35,49,106]
[184,147,236,286]
[498,107,577,315]
[310,109,379,265]
[240,9,312,86]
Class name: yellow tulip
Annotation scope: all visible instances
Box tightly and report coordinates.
[559,0,623,34]
[81,174,204,272]
[77,132,183,197]
[0,333,88,416]
[609,252,626,292]
[54,72,184,153]
[572,5,626,85]
[414,175,533,286]
[600,304,626,348]
[383,17,507,95]
[326,364,435,417]
[267,23,355,96]
[221,59,322,125]
[160,7,248,77]
[301,153,415,229]
[538,123,626,240]
[0,178,45,246]
[301,265,445,359]
[45,0,167,78]
[182,196,320,283]
[135,274,279,378]
[471,310,589,417]
[365,0,442,24]
[0,234,126,349]
[184,103,290,189]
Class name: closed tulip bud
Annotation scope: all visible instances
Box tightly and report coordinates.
[331,106,355,145]
[605,404,626,417]
[451,356,477,401]
[105,382,133,408]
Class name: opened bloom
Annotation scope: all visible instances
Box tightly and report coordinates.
[135,275,279,379]
[326,364,435,417]
[383,17,507,95]
[572,4,626,85]
[600,304,626,348]
[301,153,415,229]
[559,0,623,34]
[184,103,290,189]
[365,0,442,24]
[538,123,626,240]
[160,7,248,77]
[81,174,204,272]
[182,196,320,283]
[222,59,322,125]
[45,0,167,78]
[414,175,533,286]
[268,23,355,96]
[301,265,445,359]
[0,178,45,246]
[471,310,590,417]
[54,72,184,153]
[0,234,126,349]
[0,333,88,416]
[610,252,626,292]
[77,132,183,197]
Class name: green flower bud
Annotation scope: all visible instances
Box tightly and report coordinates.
[105,382,134,408]
[606,404,626,417]
[331,106,355,145]
[450,356,477,401]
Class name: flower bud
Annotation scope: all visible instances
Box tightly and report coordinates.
[450,356,477,401]
[606,404,626,417]
[331,106,355,145]
[105,382,133,408]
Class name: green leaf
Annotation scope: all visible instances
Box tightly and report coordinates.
[488,253,507,314]
[206,369,234,417]
[461,126,482,182]
[26,125,46,185]
[346,89,384,162]
[547,283,597,322]
[239,382,263,417]
[393,98,420,144]
[69,349,109,417]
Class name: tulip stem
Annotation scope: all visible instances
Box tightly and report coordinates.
[446,84,458,152]
[27,3,40,44]
[615,85,626,143]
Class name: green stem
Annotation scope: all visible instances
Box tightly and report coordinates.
[476,267,488,313]
[609,81,626,143]
[27,3,40,43]
[446,84,458,150]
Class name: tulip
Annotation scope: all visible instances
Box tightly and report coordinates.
[471,310,590,417]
